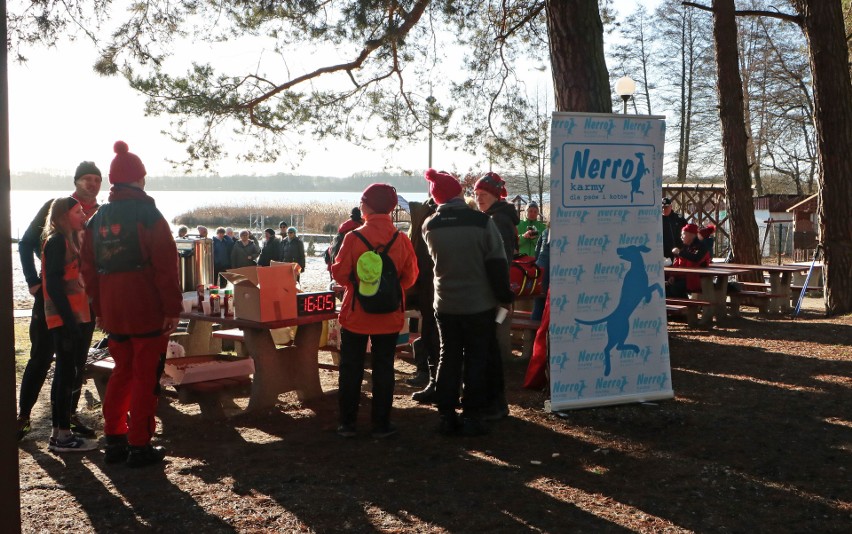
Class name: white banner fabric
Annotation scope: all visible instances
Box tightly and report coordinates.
[547,112,674,411]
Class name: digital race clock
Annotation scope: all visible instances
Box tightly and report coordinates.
[296,291,337,316]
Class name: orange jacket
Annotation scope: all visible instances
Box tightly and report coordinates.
[331,214,418,334]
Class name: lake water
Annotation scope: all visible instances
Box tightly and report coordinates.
[9,189,429,238]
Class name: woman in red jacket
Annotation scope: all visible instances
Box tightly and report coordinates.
[331,184,417,439]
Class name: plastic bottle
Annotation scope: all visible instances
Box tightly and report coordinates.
[209,286,220,315]
[223,289,233,316]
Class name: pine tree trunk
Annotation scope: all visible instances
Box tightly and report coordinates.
[793,0,852,315]
[711,0,762,276]
[546,0,612,113]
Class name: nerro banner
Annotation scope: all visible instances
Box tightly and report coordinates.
[548,112,674,411]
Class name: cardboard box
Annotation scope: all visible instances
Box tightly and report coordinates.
[163,355,255,385]
[221,262,299,322]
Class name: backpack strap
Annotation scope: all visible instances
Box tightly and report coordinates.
[352,230,400,253]
[351,230,373,251]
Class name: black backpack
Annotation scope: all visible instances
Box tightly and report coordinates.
[351,230,403,314]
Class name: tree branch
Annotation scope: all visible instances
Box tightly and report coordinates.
[682,2,801,26]
[241,0,431,110]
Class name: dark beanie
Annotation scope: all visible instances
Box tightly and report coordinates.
[361,183,398,214]
[350,207,362,221]
[73,161,101,183]
[109,141,147,185]
[424,168,462,204]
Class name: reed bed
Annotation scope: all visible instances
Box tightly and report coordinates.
[174,201,355,234]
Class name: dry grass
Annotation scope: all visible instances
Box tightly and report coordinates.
[175,202,353,234]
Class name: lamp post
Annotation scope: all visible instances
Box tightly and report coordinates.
[615,76,636,114]
[426,95,436,168]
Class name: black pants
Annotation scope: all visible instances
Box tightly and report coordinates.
[435,309,495,418]
[50,323,92,429]
[18,291,94,419]
[338,329,398,428]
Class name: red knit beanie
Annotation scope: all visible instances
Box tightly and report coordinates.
[474,172,507,199]
[682,223,699,235]
[361,183,398,214]
[698,224,716,238]
[109,141,147,185]
[424,168,462,204]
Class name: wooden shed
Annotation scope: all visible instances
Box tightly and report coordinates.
[785,193,819,262]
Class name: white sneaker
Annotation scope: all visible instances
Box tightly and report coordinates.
[48,434,98,452]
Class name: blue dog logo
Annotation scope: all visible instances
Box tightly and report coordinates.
[620,152,650,203]
[574,245,663,376]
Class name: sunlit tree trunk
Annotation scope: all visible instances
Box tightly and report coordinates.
[792,0,852,315]
[711,0,762,273]
[546,0,612,112]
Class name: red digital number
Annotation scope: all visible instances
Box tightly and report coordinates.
[306,295,316,313]
[323,293,334,310]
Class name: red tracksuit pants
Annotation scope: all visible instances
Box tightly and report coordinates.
[104,335,168,446]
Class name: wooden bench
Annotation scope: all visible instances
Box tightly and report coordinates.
[665,298,711,327]
[727,290,787,315]
[171,375,252,419]
[84,356,115,402]
[509,314,542,360]
[212,328,249,358]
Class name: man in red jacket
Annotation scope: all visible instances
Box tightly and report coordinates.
[331,184,417,439]
[81,141,182,468]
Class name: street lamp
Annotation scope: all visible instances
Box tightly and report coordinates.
[615,76,636,114]
[426,95,436,168]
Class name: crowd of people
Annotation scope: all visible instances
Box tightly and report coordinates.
[175,219,307,287]
[16,146,558,468]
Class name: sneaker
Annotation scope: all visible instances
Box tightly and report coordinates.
[336,424,357,438]
[70,415,97,438]
[16,417,31,442]
[126,445,166,468]
[48,434,99,453]
[370,424,398,439]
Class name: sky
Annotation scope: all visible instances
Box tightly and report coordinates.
[7,0,659,180]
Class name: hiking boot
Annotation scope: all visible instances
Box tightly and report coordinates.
[437,413,461,436]
[461,417,489,437]
[48,434,99,453]
[405,370,430,388]
[370,424,398,439]
[411,382,437,404]
[481,397,510,422]
[70,415,97,438]
[126,444,166,468]
[104,434,129,464]
[336,424,357,438]
[16,417,31,442]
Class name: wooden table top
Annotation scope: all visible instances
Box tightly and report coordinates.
[707,263,808,273]
[664,266,749,276]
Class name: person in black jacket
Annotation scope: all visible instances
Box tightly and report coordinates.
[257,228,282,267]
[473,171,518,422]
[280,226,306,273]
[16,161,102,442]
[662,197,687,261]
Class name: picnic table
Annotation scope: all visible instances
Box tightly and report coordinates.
[707,263,808,314]
[179,310,338,411]
[665,265,749,325]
